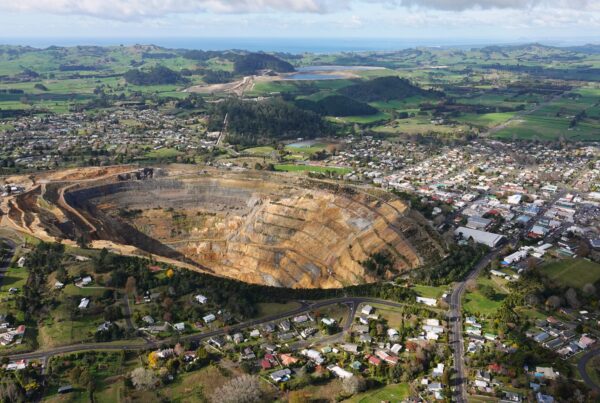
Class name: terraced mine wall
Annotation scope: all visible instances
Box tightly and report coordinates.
[54,172,445,288]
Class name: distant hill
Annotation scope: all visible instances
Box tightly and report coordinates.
[340,76,441,102]
[123,65,185,85]
[295,95,378,116]
[233,53,295,75]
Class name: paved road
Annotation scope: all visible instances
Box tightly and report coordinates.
[4,296,408,361]
[448,250,499,403]
[448,190,565,402]
[578,347,600,392]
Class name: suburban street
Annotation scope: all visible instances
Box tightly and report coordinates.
[448,189,565,402]
[4,297,410,362]
[578,347,600,392]
[449,249,500,403]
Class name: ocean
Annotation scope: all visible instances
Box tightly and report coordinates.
[0,37,528,53]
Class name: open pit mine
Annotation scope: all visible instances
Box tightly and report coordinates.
[1,166,446,288]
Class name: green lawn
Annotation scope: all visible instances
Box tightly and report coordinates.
[284,143,329,155]
[329,112,390,124]
[38,305,102,348]
[456,112,516,127]
[345,383,409,403]
[0,266,29,298]
[274,164,351,175]
[541,258,600,289]
[158,365,229,402]
[62,284,109,297]
[243,146,275,155]
[463,275,507,316]
[256,301,301,318]
[369,303,405,329]
[413,284,446,299]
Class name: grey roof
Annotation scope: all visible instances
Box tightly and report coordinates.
[455,227,505,247]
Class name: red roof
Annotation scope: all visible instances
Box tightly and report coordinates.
[367,355,382,366]
[16,325,25,334]
[488,363,503,373]
[260,359,272,370]
[279,354,299,366]
[149,265,162,272]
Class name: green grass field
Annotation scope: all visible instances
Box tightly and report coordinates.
[144,147,183,159]
[0,266,29,298]
[463,275,507,316]
[256,301,301,318]
[243,146,276,155]
[540,258,600,289]
[456,112,516,127]
[329,112,390,124]
[274,164,351,175]
[413,284,447,299]
[369,303,405,329]
[373,116,471,136]
[345,383,409,403]
[62,284,109,297]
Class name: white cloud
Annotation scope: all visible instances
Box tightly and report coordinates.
[0,0,598,29]
[0,0,343,20]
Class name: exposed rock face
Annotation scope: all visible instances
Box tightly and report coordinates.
[10,169,446,288]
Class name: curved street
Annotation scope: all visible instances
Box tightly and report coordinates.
[4,297,410,362]
[578,347,600,392]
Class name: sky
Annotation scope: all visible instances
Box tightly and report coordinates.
[0,0,599,45]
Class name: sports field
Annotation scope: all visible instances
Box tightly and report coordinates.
[541,258,600,289]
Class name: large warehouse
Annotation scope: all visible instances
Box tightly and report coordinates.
[455,226,505,248]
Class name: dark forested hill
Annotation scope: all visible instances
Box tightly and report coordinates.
[123,65,185,85]
[207,98,328,145]
[340,76,441,102]
[295,95,378,116]
[233,53,295,75]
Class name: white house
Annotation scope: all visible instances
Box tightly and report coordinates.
[302,349,324,364]
[203,314,216,323]
[416,296,437,307]
[321,318,336,327]
[387,328,400,340]
[328,365,353,379]
[194,294,207,304]
[433,363,445,377]
[361,305,373,315]
[78,298,90,309]
[424,318,440,327]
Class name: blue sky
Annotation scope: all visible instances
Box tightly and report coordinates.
[0,1,598,44]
